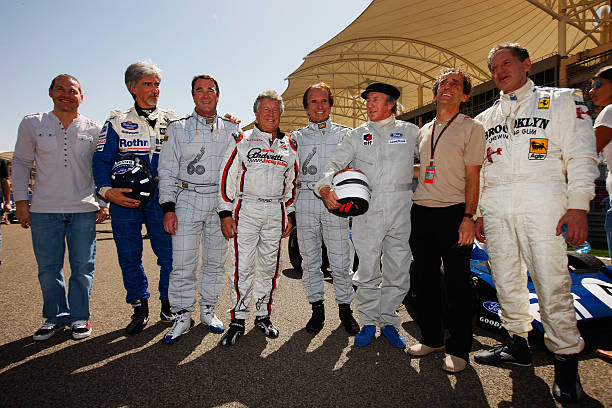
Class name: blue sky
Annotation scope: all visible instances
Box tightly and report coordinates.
[0,0,371,151]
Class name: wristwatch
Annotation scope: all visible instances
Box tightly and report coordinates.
[463,213,474,220]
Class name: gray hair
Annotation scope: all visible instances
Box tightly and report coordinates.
[253,90,284,115]
[385,94,398,114]
[124,59,163,91]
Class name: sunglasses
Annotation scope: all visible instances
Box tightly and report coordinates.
[592,79,602,90]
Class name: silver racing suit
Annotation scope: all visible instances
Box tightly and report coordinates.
[292,119,354,304]
[158,111,240,313]
[476,79,598,354]
[219,126,298,320]
[315,116,419,328]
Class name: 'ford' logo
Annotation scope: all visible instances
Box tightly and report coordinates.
[482,301,500,314]
[390,132,403,138]
[121,121,139,131]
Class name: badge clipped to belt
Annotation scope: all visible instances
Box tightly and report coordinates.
[425,113,458,184]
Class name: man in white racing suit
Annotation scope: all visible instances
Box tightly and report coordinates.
[218,90,298,346]
[474,43,598,403]
[291,83,359,335]
[316,82,419,348]
[158,75,240,344]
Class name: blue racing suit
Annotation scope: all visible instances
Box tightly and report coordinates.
[93,105,178,304]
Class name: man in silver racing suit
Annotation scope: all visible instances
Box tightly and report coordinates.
[474,43,598,403]
[317,82,419,348]
[158,75,240,344]
[291,82,359,335]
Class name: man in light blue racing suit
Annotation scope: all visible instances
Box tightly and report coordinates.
[291,82,359,335]
[316,82,419,348]
[93,60,178,335]
[158,75,240,344]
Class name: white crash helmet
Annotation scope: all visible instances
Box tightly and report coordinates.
[331,168,371,217]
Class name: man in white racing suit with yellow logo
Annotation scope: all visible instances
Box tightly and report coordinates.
[474,43,598,403]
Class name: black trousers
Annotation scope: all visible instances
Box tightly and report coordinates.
[409,203,474,361]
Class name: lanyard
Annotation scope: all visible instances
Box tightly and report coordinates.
[429,112,459,166]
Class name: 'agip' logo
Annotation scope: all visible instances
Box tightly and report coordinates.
[529,138,548,160]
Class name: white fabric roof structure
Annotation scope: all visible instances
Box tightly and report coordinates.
[279,0,612,131]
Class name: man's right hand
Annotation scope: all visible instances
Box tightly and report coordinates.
[319,186,341,210]
[15,200,30,229]
[105,188,140,208]
[163,212,178,235]
[220,216,237,239]
[475,217,486,242]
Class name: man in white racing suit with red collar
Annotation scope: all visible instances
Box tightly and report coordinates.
[474,43,598,403]
[218,90,298,346]
[316,82,419,349]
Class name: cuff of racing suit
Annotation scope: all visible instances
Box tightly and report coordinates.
[98,186,111,200]
[161,202,175,213]
[567,193,592,212]
[218,210,232,220]
[314,184,330,198]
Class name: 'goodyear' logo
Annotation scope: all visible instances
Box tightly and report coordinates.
[538,97,550,109]
[528,138,548,160]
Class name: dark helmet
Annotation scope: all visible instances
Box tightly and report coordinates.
[330,168,371,217]
[110,154,156,206]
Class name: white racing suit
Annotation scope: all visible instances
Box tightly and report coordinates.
[476,79,598,354]
[315,116,419,327]
[292,119,354,304]
[158,111,240,313]
[219,126,298,320]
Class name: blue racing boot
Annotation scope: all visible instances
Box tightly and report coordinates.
[355,325,376,346]
[381,325,406,348]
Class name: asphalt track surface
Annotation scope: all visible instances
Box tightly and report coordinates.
[0,222,610,408]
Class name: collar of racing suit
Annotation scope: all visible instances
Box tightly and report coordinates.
[307,118,332,132]
[370,114,395,129]
[135,104,159,128]
[254,125,285,142]
[500,78,535,102]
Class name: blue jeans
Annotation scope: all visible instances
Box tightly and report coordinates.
[30,212,96,325]
[606,208,612,259]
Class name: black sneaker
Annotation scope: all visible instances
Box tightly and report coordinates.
[255,316,279,338]
[71,320,92,340]
[552,353,583,403]
[33,322,65,341]
[160,299,174,322]
[306,301,325,333]
[125,298,149,336]
[474,334,532,366]
[220,320,245,346]
[339,303,360,335]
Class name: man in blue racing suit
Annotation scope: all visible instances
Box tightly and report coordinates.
[93,60,178,335]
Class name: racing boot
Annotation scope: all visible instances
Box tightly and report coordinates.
[162,310,194,345]
[338,303,359,335]
[200,305,225,334]
[354,325,376,347]
[255,316,279,338]
[306,300,325,333]
[474,334,532,366]
[552,353,583,403]
[220,319,245,347]
[125,298,149,336]
[160,299,174,322]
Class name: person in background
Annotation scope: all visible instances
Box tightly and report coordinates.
[0,158,11,264]
[588,65,612,364]
[13,74,108,341]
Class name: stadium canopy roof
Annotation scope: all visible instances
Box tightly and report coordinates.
[279,0,612,131]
